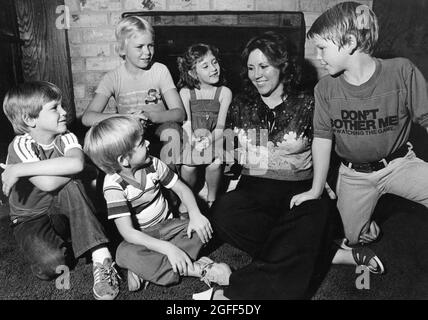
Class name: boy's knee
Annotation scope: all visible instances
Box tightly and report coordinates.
[207,162,221,171]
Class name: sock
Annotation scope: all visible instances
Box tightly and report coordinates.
[92,247,111,265]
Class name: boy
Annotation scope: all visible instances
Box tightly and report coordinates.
[1,81,119,300]
[291,1,428,248]
[84,116,231,291]
[81,16,185,166]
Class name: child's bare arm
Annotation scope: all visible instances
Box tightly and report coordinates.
[179,88,192,127]
[144,88,186,123]
[81,93,119,127]
[114,216,193,275]
[289,137,332,208]
[171,179,213,244]
[179,88,193,140]
[1,147,85,195]
[212,86,232,143]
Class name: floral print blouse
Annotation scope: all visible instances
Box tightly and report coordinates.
[225,93,314,181]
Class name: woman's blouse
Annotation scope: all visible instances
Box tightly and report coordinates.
[225,92,314,181]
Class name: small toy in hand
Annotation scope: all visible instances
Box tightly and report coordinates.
[194,136,210,152]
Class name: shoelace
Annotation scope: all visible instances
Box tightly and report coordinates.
[94,261,121,287]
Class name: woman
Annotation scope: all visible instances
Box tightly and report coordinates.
[210,31,332,300]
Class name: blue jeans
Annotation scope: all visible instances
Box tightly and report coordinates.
[12,179,109,280]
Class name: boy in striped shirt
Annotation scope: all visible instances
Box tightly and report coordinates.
[1,81,119,300]
[84,115,231,292]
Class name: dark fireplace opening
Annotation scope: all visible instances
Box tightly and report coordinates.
[123,11,310,94]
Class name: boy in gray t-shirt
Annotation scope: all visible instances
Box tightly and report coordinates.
[291,2,428,272]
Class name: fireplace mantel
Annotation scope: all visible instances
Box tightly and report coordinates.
[122,11,306,93]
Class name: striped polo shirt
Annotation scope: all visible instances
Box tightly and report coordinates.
[103,156,178,229]
[6,132,82,221]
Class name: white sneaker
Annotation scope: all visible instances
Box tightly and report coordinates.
[194,256,232,287]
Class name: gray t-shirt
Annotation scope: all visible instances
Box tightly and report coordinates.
[95,62,176,114]
[314,57,428,162]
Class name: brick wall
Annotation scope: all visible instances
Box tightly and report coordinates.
[65,0,373,117]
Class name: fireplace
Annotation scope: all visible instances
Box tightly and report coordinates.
[122,11,307,94]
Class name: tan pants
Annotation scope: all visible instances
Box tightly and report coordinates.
[337,149,428,245]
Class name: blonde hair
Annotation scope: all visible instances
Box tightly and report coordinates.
[307,1,378,54]
[2,81,62,134]
[115,16,154,57]
[84,116,144,174]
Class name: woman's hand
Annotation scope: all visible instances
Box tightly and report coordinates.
[187,212,213,244]
[165,243,194,276]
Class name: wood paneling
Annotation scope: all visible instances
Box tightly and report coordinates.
[15,0,75,122]
[0,0,23,144]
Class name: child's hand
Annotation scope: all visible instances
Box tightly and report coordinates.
[0,163,19,197]
[130,110,149,122]
[187,212,213,244]
[165,243,193,276]
[289,189,320,209]
[194,136,210,152]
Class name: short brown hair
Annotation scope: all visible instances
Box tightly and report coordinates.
[3,81,62,134]
[84,116,144,174]
[307,1,379,54]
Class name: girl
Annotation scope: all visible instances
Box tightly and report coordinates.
[177,43,232,211]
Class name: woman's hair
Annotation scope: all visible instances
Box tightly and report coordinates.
[115,16,155,58]
[177,43,226,90]
[307,1,378,55]
[3,81,62,134]
[84,116,144,174]
[240,31,301,101]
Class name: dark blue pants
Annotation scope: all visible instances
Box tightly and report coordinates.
[12,179,109,280]
[210,175,331,300]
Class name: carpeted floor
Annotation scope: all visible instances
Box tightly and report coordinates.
[1,192,428,300]
[0,207,250,300]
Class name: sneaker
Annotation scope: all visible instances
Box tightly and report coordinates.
[127,270,149,292]
[194,256,232,287]
[93,258,120,300]
[127,270,140,292]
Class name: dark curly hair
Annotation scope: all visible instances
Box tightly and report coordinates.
[177,43,226,90]
[240,31,302,101]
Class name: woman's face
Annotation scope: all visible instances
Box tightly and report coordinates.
[247,49,282,97]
